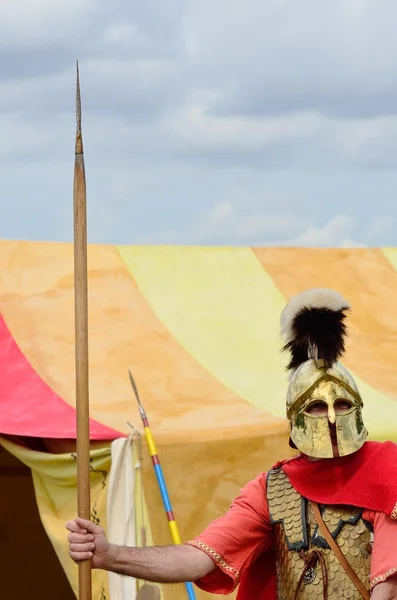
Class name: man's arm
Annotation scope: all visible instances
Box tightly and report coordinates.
[102,543,215,582]
[67,471,272,594]
[66,517,215,583]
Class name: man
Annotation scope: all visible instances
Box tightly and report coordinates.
[67,289,397,599]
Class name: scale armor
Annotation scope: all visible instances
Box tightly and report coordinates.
[267,468,372,599]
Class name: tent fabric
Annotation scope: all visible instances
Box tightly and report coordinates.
[0,314,121,439]
[0,435,112,598]
[0,435,162,600]
[1,240,397,600]
[1,240,396,442]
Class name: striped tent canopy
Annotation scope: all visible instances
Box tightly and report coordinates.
[1,240,396,444]
[1,240,397,600]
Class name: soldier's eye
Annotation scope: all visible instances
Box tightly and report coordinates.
[334,400,353,413]
[306,401,327,415]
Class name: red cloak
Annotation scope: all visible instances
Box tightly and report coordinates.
[276,441,397,519]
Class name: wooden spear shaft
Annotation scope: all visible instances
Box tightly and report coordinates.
[73,61,92,600]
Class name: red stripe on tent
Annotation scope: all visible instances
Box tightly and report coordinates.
[0,314,122,440]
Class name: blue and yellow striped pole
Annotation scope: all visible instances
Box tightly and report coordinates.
[128,371,197,600]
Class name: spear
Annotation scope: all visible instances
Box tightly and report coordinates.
[128,371,197,600]
[74,61,92,600]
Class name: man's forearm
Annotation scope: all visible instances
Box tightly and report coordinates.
[100,543,214,583]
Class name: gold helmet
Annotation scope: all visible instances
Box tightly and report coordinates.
[281,288,368,459]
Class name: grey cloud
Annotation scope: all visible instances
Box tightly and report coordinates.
[0,0,186,82]
[169,126,349,171]
[172,139,305,170]
[0,0,189,123]
[184,0,397,121]
[3,0,397,129]
[210,87,397,121]
[0,43,77,81]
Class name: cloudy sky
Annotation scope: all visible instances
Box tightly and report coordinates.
[1,0,397,247]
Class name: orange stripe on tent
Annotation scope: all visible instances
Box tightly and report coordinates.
[253,247,397,401]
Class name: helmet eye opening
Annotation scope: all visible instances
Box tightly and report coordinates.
[304,398,355,418]
[334,399,354,414]
[305,400,328,416]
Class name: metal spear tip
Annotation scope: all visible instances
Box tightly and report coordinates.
[128,369,137,382]
[128,369,140,399]
[128,370,147,417]
[75,59,83,155]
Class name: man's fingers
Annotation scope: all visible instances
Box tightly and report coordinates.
[66,520,87,534]
[69,542,96,553]
[68,532,95,544]
[66,517,105,567]
[66,517,103,536]
[70,551,93,562]
[75,517,103,535]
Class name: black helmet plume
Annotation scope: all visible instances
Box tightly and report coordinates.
[280,288,350,372]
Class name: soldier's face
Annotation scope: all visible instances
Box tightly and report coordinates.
[306,399,352,456]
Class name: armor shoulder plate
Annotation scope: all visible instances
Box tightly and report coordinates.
[267,467,309,551]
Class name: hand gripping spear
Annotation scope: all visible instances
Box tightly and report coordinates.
[128,371,197,600]
[74,62,92,600]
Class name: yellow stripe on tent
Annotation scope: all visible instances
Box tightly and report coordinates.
[382,247,397,273]
[118,245,289,417]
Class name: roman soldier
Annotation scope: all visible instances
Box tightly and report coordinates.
[266,288,372,599]
[67,289,397,599]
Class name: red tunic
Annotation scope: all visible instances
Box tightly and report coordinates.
[187,442,397,598]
